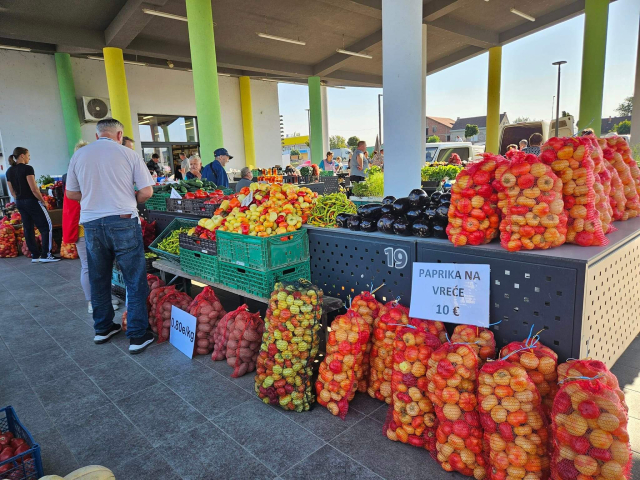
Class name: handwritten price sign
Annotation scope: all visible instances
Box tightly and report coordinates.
[409,263,490,327]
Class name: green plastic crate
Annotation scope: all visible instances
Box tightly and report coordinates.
[216,229,309,272]
[218,259,310,298]
[179,247,219,283]
[148,218,199,264]
[145,193,169,211]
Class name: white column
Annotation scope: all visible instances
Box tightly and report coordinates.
[631,17,640,144]
[321,85,330,155]
[382,0,426,198]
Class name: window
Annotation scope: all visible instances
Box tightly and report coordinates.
[425,147,438,162]
[138,115,198,143]
[433,125,437,133]
[437,147,470,163]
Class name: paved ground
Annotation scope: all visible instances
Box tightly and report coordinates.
[0,255,639,480]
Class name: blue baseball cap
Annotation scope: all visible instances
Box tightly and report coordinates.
[214,148,233,159]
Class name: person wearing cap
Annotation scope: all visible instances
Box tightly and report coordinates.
[201,148,232,187]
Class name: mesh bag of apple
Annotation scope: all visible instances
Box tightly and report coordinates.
[255,280,322,411]
[551,361,632,480]
[152,287,192,343]
[316,309,369,419]
[350,291,381,392]
[497,151,568,251]
[188,286,227,356]
[225,306,264,377]
[600,138,640,220]
[383,321,441,451]
[450,324,496,366]
[428,343,486,478]
[447,154,507,246]
[500,339,559,421]
[539,137,607,246]
[582,135,615,234]
[478,359,550,480]
[0,224,18,258]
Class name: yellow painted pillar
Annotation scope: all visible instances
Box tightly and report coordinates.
[239,76,255,168]
[485,46,502,154]
[103,47,133,138]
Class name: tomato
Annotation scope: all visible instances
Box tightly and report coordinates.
[184,192,196,199]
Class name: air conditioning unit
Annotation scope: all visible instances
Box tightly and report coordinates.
[81,96,111,122]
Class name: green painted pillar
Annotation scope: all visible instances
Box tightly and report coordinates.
[54,53,82,157]
[186,0,223,165]
[308,76,323,165]
[578,0,609,136]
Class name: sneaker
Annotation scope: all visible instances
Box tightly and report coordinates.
[129,331,154,354]
[93,323,122,344]
[39,254,60,263]
[31,258,39,263]
[88,302,93,314]
[112,301,120,311]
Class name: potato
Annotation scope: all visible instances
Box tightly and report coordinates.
[226,356,237,367]
[196,347,210,355]
[199,304,213,315]
[161,327,169,338]
[196,330,208,339]
[197,322,212,333]
[213,302,222,311]
[239,347,254,362]
[197,339,210,348]
[250,341,260,351]
[243,329,261,342]
[240,339,250,348]
[227,339,238,350]
[162,311,170,320]
[163,319,171,327]
[163,303,172,311]
[235,362,249,377]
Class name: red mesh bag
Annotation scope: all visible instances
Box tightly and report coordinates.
[386,299,447,343]
[256,280,322,412]
[557,360,627,411]
[19,228,59,257]
[0,224,18,258]
[450,324,496,365]
[447,153,507,246]
[316,309,369,419]
[147,274,165,292]
[122,309,128,331]
[350,291,380,392]
[606,135,640,195]
[496,151,567,251]
[500,340,558,421]
[60,242,79,259]
[600,161,627,221]
[601,138,640,220]
[478,359,550,480]
[147,285,174,335]
[428,343,486,478]
[383,321,441,451]
[583,136,615,234]
[211,306,240,361]
[187,287,227,356]
[540,137,606,246]
[551,365,632,480]
[225,307,263,377]
[153,288,192,343]
[368,302,395,403]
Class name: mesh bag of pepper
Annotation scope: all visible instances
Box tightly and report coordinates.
[478,359,550,480]
[496,151,567,251]
[539,137,607,246]
[601,138,640,220]
[428,342,486,478]
[387,299,448,344]
[0,223,18,258]
[153,289,192,343]
[582,136,615,234]
[121,309,128,331]
[499,339,558,422]
[60,241,79,259]
[551,366,632,480]
[447,153,507,246]
[383,321,441,451]
[316,309,369,419]
[606,135,640,197]
[255,280,322,412]
[557,360,627,412]
[188,287,227,356]
[225,307,264,377]
[368,302,394,403]
[450,324,496,366]
[600,161,627,222]
[350,291,380,392]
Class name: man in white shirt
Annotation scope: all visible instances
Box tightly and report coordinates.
[66,118,155,354]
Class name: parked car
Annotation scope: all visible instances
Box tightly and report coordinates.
[425,142,484,163]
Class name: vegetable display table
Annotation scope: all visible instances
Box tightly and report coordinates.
[306,219,640,366]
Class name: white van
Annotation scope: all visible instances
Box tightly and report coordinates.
[425,142,485,163]
[499,116,575,155]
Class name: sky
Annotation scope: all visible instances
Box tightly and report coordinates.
[278,0,640,145]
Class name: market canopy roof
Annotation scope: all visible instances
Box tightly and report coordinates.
[0,0,603,87]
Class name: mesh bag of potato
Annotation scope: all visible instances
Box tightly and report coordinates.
[211,306,241,361]
[225,307,264,377]
[383,321,441,451]
[255,280,322,412]
[601,138,640,220]
[188,286,227,355]
[450,324,496,366]
[551,363,632,480]
[447,153,507,246]
[153,288,192,343]
[496,151,567,251]
[428,343,486,478]
[478,359,550,480]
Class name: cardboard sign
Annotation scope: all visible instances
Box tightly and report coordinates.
[169,306,197,358]
[409,263,490,327]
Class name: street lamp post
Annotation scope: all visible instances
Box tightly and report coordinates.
[552,61,567,137]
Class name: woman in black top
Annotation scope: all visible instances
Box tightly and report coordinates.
[6,147,58,263]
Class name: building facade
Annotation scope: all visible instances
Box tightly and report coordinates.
[450,113,510,144]
[426,116,455,141]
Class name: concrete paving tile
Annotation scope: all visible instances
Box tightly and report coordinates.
[279,444,381,480]
[278,403,366,442]
[112,450,181,480]
[85,355,159,402]
[18,346,81,386]
[37,427,80,477]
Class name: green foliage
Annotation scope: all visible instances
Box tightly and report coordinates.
[427,135,440,143]
[561,111,571,117]
[38,175,54,186]
[513,117,531,123]
[616,96,633,117]
[347,136,360,148]
[330,135,347,149]
[420,165,462,183]
[465,124,479,139]
[631,144,640,167]
[351,166,384,197]
[289,149,300,156]
[299,166,311,176]
[351,181,369,197]
[613,120,631,135]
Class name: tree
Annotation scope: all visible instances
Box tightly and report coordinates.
[290,149,300,157]
[613,120,631,135]
[561,111,571,117]
[427,135,440,143]
[616,97,633,117]
[464,124,479,140]
[347,136,360,149]
[330,135,347,149]
[514,117,531,123]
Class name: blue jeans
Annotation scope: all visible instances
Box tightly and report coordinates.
[84,216,148,338]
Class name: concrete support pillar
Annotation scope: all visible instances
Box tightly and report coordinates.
[103,47,134,139]
[186,0,223,165]
[308,76,323,164]
[321,85,330,155]
[486,46,502,154]
[578,0,609,136]
[631,17,640,144]
[54,53,82,157]
[382,0,426,197]
[239,76,256,168]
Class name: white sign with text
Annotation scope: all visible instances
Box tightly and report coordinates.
[169,306,197,359]
[409,263,490,327]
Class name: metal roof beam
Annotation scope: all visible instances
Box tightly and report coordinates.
[313,30,382,76]
[324,70,382,87]
[423,0,466,21]
[105,0,170,49]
